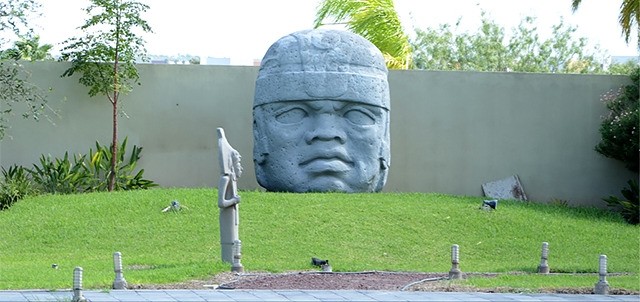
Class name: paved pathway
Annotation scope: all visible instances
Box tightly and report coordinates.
[0,289,638,302]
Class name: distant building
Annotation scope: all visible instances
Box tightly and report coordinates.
[147,54,200,64]
[610,56,639,65]
[206,57,231,65]
[149,55,169,64]
[145,55,260,66]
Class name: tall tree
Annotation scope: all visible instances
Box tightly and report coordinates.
[571,0,639,46]
[60,0,152,191]
[0,0,52,140]
[0,0,39,45]
[314,0,413,69]
[412,12,606,73]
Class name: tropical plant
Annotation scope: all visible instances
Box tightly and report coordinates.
[0,139,156,209]
[411,12,605,73]
[59,0,153,191]
[11,35,53,61]
[0,0,53,140]
[84,137,157,191]
[0,165,36,210]
[571,0,639,46]
[314,0,413,69]
[28,153,90,194]
[16,138,156,196]
[603,179,639,225]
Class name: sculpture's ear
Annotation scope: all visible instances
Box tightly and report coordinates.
[378,139,390,176]
[375,117,391,191]
[379,157,389,170]
[253,117,270,188]
[379,115,391,170]
[375,153,389,192]
[253,113,268,165]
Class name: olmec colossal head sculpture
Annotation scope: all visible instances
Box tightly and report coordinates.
[253,29,390,193]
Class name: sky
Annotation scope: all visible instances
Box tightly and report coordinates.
[35,0,639,65]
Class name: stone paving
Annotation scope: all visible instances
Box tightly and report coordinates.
[0,289,638,302]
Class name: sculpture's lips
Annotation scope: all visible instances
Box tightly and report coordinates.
[301,159,351,173]
[299,152,353,173]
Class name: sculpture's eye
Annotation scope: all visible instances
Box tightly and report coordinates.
[275,107,307,124]
[344,109,375,125]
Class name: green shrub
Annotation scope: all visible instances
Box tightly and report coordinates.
[84,137,157,191]
[595,67,639,173]
[603,179,639,225]
[28,152,90,194]
[0,165,37,209]
[25,137,156,194]
[0,138,156,210]
[595,67,639,224]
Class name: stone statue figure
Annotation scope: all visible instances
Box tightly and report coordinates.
[253,28,391,193]
[217,127,242,263]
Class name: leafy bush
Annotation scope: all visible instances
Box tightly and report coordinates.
[28,152,90,194]
[603,179,639,225]
[596,67,640,224]
[0,138,156,210]
[607,60,640,75]
[84,137,157,191]
[0,165,37,209]
[595,67,639,172]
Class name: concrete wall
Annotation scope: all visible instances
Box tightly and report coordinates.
[0,62,635,207]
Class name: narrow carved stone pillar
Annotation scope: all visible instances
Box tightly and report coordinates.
[449,244,462,279]
[72,267,87,302]
[594,254,609,295]
[537,242,550,274]
[112,251,128,289]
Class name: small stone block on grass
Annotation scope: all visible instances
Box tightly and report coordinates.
[482,175,527,201]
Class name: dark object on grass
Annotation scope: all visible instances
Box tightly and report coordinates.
[311,257,329,267]
[481,199,498,210]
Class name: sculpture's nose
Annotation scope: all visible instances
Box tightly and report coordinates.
[304,113,346,144]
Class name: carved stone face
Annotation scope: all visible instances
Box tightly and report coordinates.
[254,99,389,192]
[253,29,390,193]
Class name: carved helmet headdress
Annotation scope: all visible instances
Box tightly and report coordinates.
[254,28,390,109]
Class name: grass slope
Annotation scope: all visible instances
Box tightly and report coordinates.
[0,188,638,290]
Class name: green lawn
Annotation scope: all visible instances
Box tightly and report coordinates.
[0,188,638,291]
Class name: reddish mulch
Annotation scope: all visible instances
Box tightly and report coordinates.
[131,270,639,295]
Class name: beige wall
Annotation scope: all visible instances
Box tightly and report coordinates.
[1,62,635,207]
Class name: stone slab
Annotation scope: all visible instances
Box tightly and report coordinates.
[482,175,527,201]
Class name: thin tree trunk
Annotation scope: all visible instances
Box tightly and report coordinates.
[108,8,122,192]
[109,91,117,191]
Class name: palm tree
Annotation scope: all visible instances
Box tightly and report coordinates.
[14,35,53,61]
[571,0,639,47]
[314,0,413,69]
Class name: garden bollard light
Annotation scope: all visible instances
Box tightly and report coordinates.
[594,254,609,295]
[231,239,244,273]
[537,242,550,273]
[112,251,128,289]
[72,267,87,302]
[449,244,462,279]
